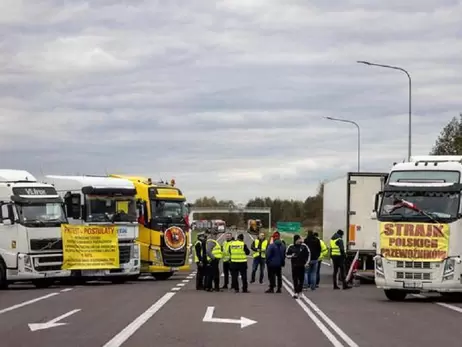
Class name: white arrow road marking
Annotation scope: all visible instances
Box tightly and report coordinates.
[0,293,60,315]
[28,309,81,332]
[202,306,257,329]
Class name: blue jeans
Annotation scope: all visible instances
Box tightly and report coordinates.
[251,257,265,283]
[304,260,319,290]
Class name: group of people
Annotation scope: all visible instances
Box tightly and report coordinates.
[193,228,351,298]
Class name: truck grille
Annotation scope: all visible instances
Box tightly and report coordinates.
[34,255,63,272]
[119,245,131,264]
[161,237,186,267]
[396,261,432,269]
[396,272,431,280]
[30,238,62,251]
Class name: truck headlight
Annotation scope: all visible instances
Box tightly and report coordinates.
[132,244,140,259]
[374,255,384,275]
[443,258,455,280]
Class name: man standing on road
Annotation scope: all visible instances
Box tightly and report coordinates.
[304,230,321,291]
[250,232,268,284]
[286,234,310,298]
[229,233,251,293]
[330,229,351,290]
[314,232,328,288]
[205,230,223,292]
[194,231,208,290]
[221,232,234,290]
[265,231,286,293]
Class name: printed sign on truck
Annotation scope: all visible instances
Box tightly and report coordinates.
[379,222,449,261]
[61,224,120,270]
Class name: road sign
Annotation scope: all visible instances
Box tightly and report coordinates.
[276,222,301,233]
[202,306,257,328]
[29,309,81,331]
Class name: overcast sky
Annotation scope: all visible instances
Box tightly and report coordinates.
[1,1,461,203]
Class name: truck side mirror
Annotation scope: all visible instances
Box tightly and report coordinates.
[64,192,82,219]
[7,204,15,225]
[0,203,15,225]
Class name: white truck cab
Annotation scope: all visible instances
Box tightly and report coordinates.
[374,155,462,300]
[45,175,140,283]
[0,170,71,289]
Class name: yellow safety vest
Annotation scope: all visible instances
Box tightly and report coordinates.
[229,240,247,263]
[207,239,223,261]
[319,239,328,260]
[330,238,341,256]
[252,239,268,258]
[222,240,232,262]
[194,240,202,263]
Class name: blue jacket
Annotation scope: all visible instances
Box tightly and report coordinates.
[266,240,286,267]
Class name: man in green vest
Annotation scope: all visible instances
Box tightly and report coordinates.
[193,232,207,290]
[250,232,268,284]
[205,229,223,292]
[229,233,251,293]
[221,232,234,289]
[314,232,329,288]
[330,229,351,290]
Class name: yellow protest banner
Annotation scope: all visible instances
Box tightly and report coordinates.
[380,222,450,262]
[61,224,120,270]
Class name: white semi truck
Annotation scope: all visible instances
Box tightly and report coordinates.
[373,156,462,301]
[46,175,140,283]
[323,172,388,280]
[0,170,71,289]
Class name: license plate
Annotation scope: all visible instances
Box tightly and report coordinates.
[403,282,423,289]
[83,270,107,277]
[170,267,179,272]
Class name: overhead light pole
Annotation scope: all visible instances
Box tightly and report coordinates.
[357,60,412,161]
[325,116,361,172]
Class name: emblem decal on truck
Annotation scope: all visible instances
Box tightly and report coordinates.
[164,226,186,251]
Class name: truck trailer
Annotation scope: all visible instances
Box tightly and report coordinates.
[373,155,462,301]
[0,170,70,289]
[46,175,140,283]
[323,172,388,280]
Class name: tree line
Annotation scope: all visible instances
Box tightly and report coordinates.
[190,113,461,228]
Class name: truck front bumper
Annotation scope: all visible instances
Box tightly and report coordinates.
[7,253,70,281]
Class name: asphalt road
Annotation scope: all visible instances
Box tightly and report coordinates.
[1,232,462,347]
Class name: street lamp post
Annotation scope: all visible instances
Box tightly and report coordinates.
[325,116,361,172]
[357,60,412,161]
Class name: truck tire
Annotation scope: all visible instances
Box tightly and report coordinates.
[33,279,54,289]
[153,272,173,281]
[0,260,8,290]
[384,289,407,301]
[110,277,128,284]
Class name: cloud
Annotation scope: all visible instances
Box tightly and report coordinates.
[0,0,461,203]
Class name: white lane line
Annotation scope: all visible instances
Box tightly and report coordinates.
[171,287,181,291]
[182,280,189,283]
[187,276,194,279]
[102,292,176,347]
[60,288,73,292]
[0,292,60,315]
[282,276,358,347]
[412,294,462,314]
[281,280,344,347]
[177,283,185,287]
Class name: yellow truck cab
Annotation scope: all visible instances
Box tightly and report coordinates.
[109,175,190,280]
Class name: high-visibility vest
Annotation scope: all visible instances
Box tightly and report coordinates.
[194,240,201,263]
[207,239,223,261]
[330,238,341,256]
[319,239,329,260]
[252,239,268,258]
[222,240,232,262]
[229,240,247,263]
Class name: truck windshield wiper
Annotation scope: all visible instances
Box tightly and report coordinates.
[392,198,443,224]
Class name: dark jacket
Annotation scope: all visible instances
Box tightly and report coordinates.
[330,232,346,257]
[266,239,286,268]
[286,243,310,267]
[194,239,208,264]
[304,234,321,261]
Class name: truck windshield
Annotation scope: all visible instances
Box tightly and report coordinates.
[17,202,67,227]
[151,200,187,224]
[86,195,137,223]
[379,191,460,220]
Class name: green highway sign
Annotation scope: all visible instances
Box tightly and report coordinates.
[276,221,301,233]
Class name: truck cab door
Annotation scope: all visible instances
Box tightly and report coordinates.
[0,203,20,269]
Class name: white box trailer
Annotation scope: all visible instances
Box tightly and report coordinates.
[323,172,388,280]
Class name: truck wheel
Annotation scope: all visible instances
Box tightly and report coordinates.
[0,260,8,290]
[111,277,128,284]
[384,289,407,301]
[33,279,54,289]
[153,272,173,281]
